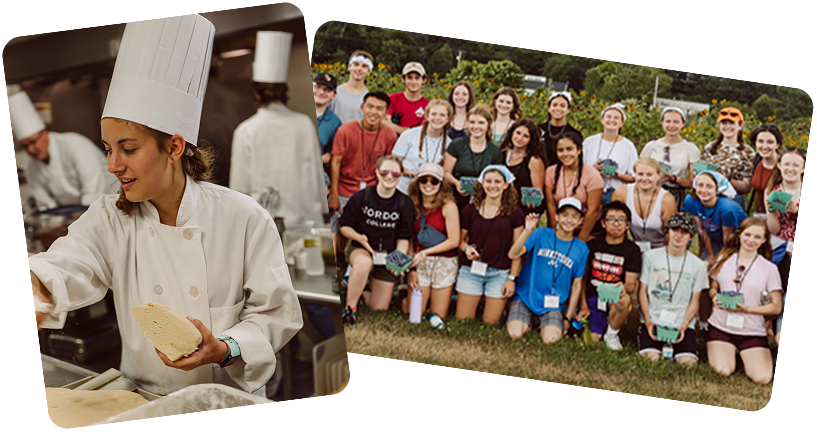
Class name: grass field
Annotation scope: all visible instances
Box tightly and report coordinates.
[344,307,774,411]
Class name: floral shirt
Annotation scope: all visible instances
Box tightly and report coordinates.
[771,183,798,242]
[701,141,755,182]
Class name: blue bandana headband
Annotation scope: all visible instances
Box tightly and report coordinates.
[478,164,516,184]
[693,170,731,195]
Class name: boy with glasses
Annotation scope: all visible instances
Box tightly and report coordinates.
[313,72,343,169]
[578,201,641,350]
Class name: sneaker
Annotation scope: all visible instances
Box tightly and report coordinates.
[603,332,623,351]
[342,306,357,328]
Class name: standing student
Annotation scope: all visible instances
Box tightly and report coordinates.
[339,156,415,327]
[329,91,399,281]
[314,72,343,169]
[230,31,326,227]
[500,119,546,216]
[640,107,701,208]
[447,81,475,140]
[391,99,452,194]
[707,218,782,384]
[577,201,641,350]
[456,165,525,324]
[612,157,677,252]
[583,103,638,206]
[748,124,783,216]
[406,163,460,320]
[489,87,523,145]
[545,130,603,241]
[701,107,755,210]
[682,171,748,264]
[538,91,582,168]
[443,105,503,210]
[638,213,708,366]
[328,50,374,124]
[385,62,430,135]
[11,91,116,211]
[507,197,589,345]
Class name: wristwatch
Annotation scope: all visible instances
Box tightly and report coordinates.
[216,335,241,368]
[507,275,518,282]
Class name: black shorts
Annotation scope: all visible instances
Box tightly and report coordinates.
[345,244,399,283]
[637,324,698,359]
[707,325,769,352]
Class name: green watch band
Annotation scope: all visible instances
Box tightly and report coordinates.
[216,335,241,368]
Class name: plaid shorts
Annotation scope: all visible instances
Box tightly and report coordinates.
[507,299,564,330]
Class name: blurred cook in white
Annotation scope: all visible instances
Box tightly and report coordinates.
[10,91,115,211]
[230,31,327,226]
[30,15,302,397]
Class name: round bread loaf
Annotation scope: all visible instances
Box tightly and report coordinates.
[132,302,202,361]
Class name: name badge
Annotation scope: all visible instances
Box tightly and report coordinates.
[373,252,387,265]
[471,260,488,276]
[636,241,651,254]
[726,314,745,329]
[659,310,677,325]
[544,295,560,309]
[360,181,368,191]
[597,299,607,312]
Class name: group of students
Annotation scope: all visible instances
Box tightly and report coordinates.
[313,53,803,385]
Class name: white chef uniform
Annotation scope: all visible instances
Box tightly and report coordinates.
[24,132,116,210]
[30,14,303,395]
[229,31,327,226]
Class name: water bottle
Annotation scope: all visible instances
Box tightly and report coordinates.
[662,343,674,362]
[429,314,444,329]
[304,221,324,276]
[760,290,771,306]
[409,289,423,324]
[580,317,593,344]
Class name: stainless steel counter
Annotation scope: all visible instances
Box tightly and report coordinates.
[290,265,339,305]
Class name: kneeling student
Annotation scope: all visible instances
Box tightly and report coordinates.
[638,212,708,365]
[507,197,589,344]
[578,201,641,350]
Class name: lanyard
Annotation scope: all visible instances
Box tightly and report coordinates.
[663,250,688,303]
[635,186,658,234]
[474,205,499,255]
[561,166,578,199]
[423,134,444,164]
[595,133,620,161]
[360,122,382,180]
[469,142,488,177]
[550,231,575,293]
[733,254,758,293]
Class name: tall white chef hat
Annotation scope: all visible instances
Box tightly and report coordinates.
[101,14,215,146]
[9,91,46,141]
[253,31,292,84]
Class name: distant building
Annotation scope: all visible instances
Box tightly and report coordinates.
[653,97,710,118]
[519,74,568,95]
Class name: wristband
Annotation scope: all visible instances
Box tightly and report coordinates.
[216,335,241,368]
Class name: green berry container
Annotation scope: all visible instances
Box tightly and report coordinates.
[656,326,680,343]
[460,177,478,195]
[521,187,544,207]
[597,283,622,303]
[385,250,413,276]
[717,292,744,310]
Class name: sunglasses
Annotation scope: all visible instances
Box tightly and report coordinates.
[663,145,671,163]
[719,110,742,121]
[734,264,747,285]
[419,177,440,186]
[379,169,402,178]
[785,146,807,156]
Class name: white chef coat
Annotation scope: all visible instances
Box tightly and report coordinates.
[229,103,328,226]
[29,176,303,394]
[24,131,117,211]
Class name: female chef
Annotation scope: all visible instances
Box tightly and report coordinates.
[29,15,302,398]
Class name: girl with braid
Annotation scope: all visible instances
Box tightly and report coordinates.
[545,130,603,241]
[391,99,453,194]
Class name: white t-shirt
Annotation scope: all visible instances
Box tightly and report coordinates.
[391,126,449,194]
[640,138,701,185]
[583,133,638,191]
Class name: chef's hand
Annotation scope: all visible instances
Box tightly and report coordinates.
[156,317,228,371]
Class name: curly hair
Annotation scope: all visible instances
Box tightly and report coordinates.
[499,118,546,166]
[407,176,455,221]
[490,87,523,121]
[107,119,215,216]
[471,168,519,217]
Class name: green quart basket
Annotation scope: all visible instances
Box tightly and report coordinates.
[460,177,478,195]
[521,187,544,207]
[597,283,622,303]
[385,250,413,276]
[717,292,744,310]
[656,326,679,343]
[766,190,792,213]
[601,163,618,177]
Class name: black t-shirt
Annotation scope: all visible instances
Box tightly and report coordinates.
[538,120,582,167]
[339,186,415,253]
[583,236,642,298]
[459,204,525,270]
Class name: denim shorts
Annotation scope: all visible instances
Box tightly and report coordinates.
[455,265,509,299]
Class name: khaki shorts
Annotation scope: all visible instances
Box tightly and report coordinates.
[415,255,458,289]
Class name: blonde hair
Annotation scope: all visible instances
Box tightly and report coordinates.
[633,157,662,174]
[418,99,453,158]
[467,105,494,139]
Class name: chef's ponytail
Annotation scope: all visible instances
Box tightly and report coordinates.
[112,120,215,215]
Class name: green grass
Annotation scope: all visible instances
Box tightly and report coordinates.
[345,308,773,411]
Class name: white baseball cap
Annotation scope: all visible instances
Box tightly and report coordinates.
[557,197,584,214]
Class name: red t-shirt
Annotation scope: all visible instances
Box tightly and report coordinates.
[413,205,458,257]
[750,163,774,213]
[389,92,429,128]
[331,121,398,197]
